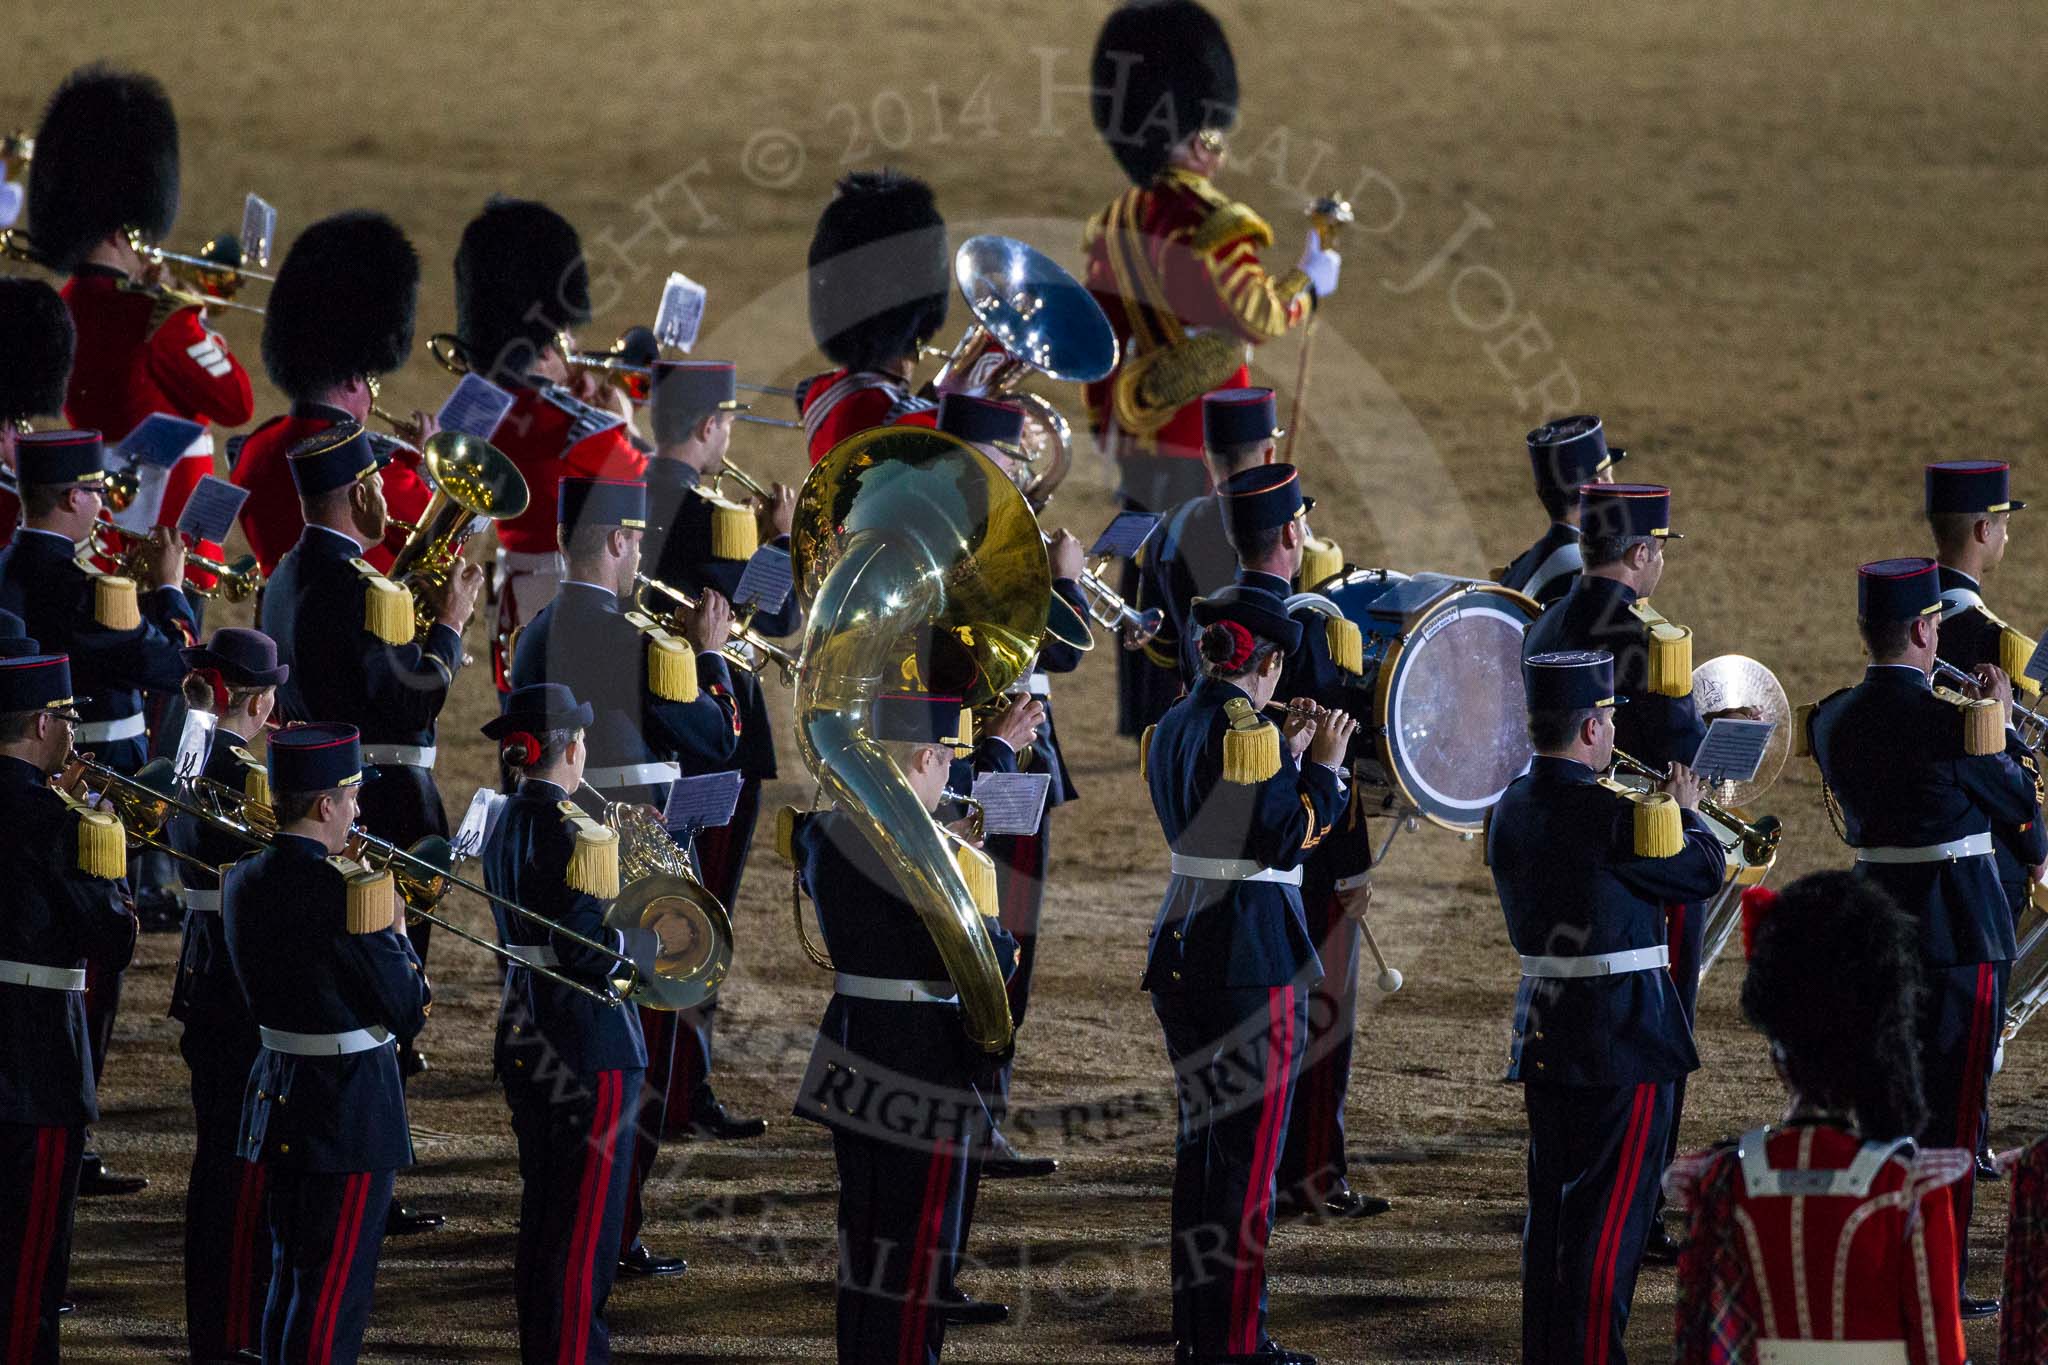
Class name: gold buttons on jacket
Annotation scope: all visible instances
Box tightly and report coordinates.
[279,1142,290,1154]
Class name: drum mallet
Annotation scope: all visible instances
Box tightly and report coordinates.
[1360,919,1403,993]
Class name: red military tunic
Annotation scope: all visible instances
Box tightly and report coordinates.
[229,402,433,575]
[793,368,937,465]
[1081,168,1314,468]
[488,380,647,690]
[26,267,257,567]
[1669,1124,1969,1365]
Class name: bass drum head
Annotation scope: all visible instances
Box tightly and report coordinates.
[1373,583,1540,831]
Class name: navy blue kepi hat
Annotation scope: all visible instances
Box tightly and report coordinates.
[13,429,107,488]
[1190,584,1304,653]
[286,422,379,497]
[1857,557,1944,623]
[1217,463,1313,540]
[0,609,36,660]
[1203,387,1282,451]
[1524,650,1624,711]
[1925,461,2025,516]
[267,723,364,793]
[0,654,75,712]
[1527,414,1622,491]
[557,476,648,533]
[181,627,289,687]
[1578,483,1680,540]
[936,392,1026,453]
[873,691,970,745]
[483,682,594,740]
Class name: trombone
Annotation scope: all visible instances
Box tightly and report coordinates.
[85,520,262,603]
[1608,748,1784,867]
[634,571,798,684]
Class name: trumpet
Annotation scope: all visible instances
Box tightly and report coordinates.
[709,457,772,503]
[634,571,798,685]
[1609,748,1784,867]
[85,521,263,603]
[1042,531,1161,643]
[1933,658,2046,750]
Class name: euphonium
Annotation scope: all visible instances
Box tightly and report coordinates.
[387,432,530,639]
[791,425,1051,1053]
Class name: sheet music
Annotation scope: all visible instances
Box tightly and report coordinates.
[662,769,744,833]
[435,372,516,441]
[1691,718,1775,785]
[173,710,217,781]
[2024,626,2048,686]
[176,475,250,545]
[453,786,509,860]
[116,413,206,469]
[972,770,1052,836]
[1089,511,1162,560]
[654,272,707,353]
[733,545,793,613]
[239,193,278,269]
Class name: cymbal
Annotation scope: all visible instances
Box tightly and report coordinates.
[1692,653,1791,809]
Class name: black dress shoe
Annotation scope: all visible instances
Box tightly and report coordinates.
[936,1288,1009,1325]
[981,1139,1059,1179]
[398,1046,430,1080]
[57,1300,75,1316]
[1319,1184,1392,1219]
[384,1204,445,1236]
[617,1243,688,1277]
[1960,1294,2001,1320]
[1640,1220,1686,1265]
[1978,1147,2004,1182]
[687,1103,767,1141]
[76,1153,148,1197]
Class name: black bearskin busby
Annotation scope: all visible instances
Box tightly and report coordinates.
[28,64,180,272]
[261,211,420,400]
[453,197,591,384]
[1090,0,1240,186]
[0,276,75,420]
[806,170,949,374]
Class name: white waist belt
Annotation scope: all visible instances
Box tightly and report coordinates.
[502,943,562,968]
[0,959,87,992]
[360,744,437,770]
[184,888,222,913]
[74,713,146,744]
[585,761,680,790]
[833,972,959,1005]
[1169,854,1303,886]
[258,1024,393,1056]
[497,549,563,572]
[1520,945,1670,979]
[1758,1342,1908,1365]
[1856,833,1993,864]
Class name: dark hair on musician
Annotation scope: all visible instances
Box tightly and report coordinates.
[1857,617,1916,662]
[1197,620,1280,679]
[1536,484,1575,523]
[1928,510,1996,561]
[0,710,45,744]
[1226,522,1286,565]
[1526,707,1595,751]
[1205,439,1271,478]
[1582,534,1653,569]
[275,785,341,827]
[19,483,74,520]
[806,170,949,373]
[1741,870,1927,1140]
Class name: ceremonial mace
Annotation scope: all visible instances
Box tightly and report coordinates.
[1281,193,1355,463]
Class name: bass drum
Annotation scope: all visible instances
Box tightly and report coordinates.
[1316,570,1542,832]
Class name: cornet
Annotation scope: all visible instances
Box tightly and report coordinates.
[1609,748,1784,867]
[634,571,798,685]
[1934,658,2046,750]
[1041,531,1162,645]
[86,521,263,603]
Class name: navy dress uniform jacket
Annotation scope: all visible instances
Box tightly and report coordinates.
[1487,756,1726,1087]
[1498,522,1583,607]
[1140,493,1235,681]
[224,834,430,1173]
[1811,665,2041,966]
[510,582,742,810]
[0,527,198,772]
[1523,575,1707,769]
[167,729,265,1082]
[0,756,137,1126]
[1142,677,1347,993]
[481,780,659,1084]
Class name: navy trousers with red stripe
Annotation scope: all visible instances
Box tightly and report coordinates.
[832,1126,966,1365]
[1278,890,1359,1205]
[260,1166,395,1365]
[656,778,760,1136]
[1153,984,1308,1359]
[509,1068,639,1365]
[1521,1080,1673,1365]
[184,1042,269,1362]
[1919,959,2007,1292]
[0,1122,82,1365]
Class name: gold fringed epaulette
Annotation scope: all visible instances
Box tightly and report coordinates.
[1139,724,1157,783]
[559,801,621,898]
[1220,695,1281,785]
[1189,197,1276,254]
[352,559,414,647]
[708,495,759,562]
[953,840,999,919]
[93,574,141,630]
[1299,535,1343,591]
[342,864,397,934]
[774,805,801,864]
[1325,616,1364,675]
[1962,697,2004,757]
[1632,792,1685,858]
[1792,702,1816,759]
[1647,623,1694,698]
[642,626,699,703]
[955,707,977,749]
[74,808,126,880]
[2000,626,2041,698]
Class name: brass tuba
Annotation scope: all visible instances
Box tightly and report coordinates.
[792,426,1050,1053]
[592,794,735,1012]
[387,431,530,640]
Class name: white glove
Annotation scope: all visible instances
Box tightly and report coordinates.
[1298,226,1341,299]
[0,180,22,231]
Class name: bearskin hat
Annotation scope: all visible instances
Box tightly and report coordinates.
[806,170,949,374]
[28,64,180,272]
[453,197,591,384]
[1091,0,1239,186]
[261,211,419,400]
[0,276,76,420]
